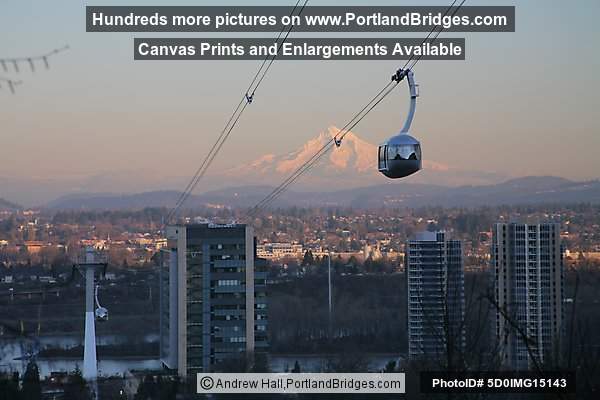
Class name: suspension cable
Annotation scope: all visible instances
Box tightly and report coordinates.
[401,0,458,71]
[248,80,398,216]
[246,0,467,217]
[407,0,466,71]
[165,1,309,224]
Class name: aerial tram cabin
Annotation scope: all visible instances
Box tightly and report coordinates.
[378,69,422,179]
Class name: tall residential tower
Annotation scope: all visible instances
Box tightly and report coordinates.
[406,231,465,363]
[491,223,564,370]
[159,223,268,377]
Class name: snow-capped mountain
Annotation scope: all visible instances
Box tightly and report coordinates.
[4,126,510,206]
[222,126,507,190]
[226,127,378,177]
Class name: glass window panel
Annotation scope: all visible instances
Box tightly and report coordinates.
[387,144,420,161]
[378,146,386,169]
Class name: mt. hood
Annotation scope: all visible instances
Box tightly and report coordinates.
[222,126,505,190]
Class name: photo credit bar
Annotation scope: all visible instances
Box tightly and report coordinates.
[421,372,576,394]
[197,373,406,394]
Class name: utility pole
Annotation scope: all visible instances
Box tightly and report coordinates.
[328,251,333,339]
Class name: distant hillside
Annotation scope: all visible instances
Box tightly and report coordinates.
[45,187,282,211]
[1,127,511,206]
[0,197,21,211]
[44,177,600,210]
[46,191,186,210]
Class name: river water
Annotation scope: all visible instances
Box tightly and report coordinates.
[0,335,403,378]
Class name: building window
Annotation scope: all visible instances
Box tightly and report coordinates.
[217,279,240,286]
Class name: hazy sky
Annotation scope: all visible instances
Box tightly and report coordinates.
[1,0,599,187]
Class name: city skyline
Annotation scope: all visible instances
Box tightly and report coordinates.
[2,1,599,397]
[1,201,598,396]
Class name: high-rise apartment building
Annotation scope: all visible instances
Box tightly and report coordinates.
[406,231,465,362]
[491,223,564,370]
[159,224,268,377]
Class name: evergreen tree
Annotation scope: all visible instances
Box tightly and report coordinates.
[301,250,314,266]
[21,361,41,400]
[291,360,301,373]
[383,360,397,373]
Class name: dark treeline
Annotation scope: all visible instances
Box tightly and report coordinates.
[50,207,168,226]
[269,274,406,353]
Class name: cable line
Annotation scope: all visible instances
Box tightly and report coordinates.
[248,80,398,216]
[245,0,307,100]
[246,0,467,217]
[0,45,69,73]
[165,1,309,224]
[406,0,466,71]
[401,0,458,71]
[0,45,69,94]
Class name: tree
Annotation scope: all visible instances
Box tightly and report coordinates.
[0,372,20,400]
[157,375,179,400]
[134,374,158,400]
[63,368,91,400]
[382,360,397,373]
[301,250,314,267]
[347,255,358,268]
[325,352,368,373]
[291,360,301,373]
[21,361,41,400]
